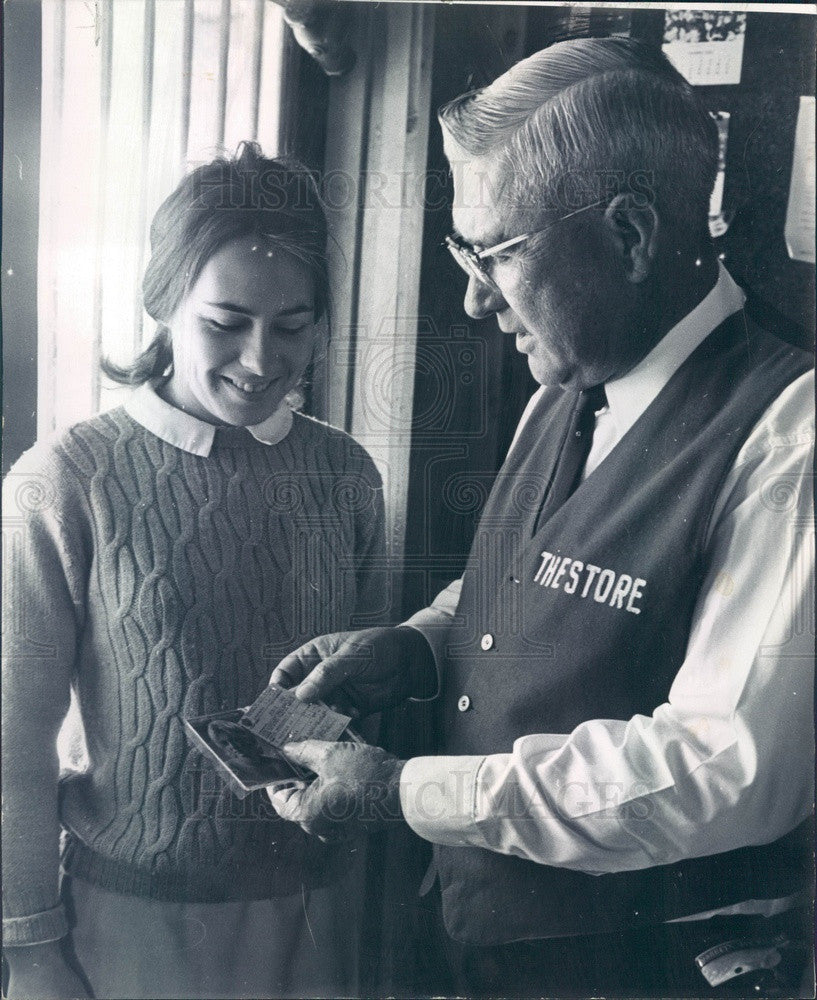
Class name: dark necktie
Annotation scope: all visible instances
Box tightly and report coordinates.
[534,384,607,533]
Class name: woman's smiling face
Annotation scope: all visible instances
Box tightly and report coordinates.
[162,234,317,426]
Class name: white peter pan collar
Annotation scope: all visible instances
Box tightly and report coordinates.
[124,380,295,457]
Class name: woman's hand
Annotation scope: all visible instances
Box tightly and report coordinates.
[5,940,91,1000]
[269,626,437,717]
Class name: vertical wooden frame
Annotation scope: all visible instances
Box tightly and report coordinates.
[318,3,435,608]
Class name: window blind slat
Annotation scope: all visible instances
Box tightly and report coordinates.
[91,0,115,414]
[216,0,231,149]
[257,4,286,155]
[134,0,157,352]
[250,0,265,142]
[37,0,67,436]
[180,0,195,164]
[223,0,262,155]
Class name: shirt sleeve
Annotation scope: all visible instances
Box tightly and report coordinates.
[2,445,87,944]
[400,370,815,872]
[396,578,462,703]
[402,577,461,658]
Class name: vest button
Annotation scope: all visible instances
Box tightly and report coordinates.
[457,695,471,712]
[480,633,494,651]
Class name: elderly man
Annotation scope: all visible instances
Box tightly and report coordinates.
[269,37,814,996]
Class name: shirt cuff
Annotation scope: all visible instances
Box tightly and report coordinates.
[399,754,489,846]
[3,903,69,947]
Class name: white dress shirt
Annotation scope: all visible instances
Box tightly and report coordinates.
[399,265,815,915]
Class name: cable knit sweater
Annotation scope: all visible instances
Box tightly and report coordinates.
[2,405,386,946]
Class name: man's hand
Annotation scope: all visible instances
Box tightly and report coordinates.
[270,626,436,717]
[267,740,406,842]
[5,940,91,1000]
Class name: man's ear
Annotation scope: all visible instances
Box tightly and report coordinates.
[602,193,659,284]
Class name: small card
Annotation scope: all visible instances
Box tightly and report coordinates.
[242,685,352,746]
[184,708,313,799]
[184,687,355,798]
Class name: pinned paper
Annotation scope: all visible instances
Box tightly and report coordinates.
[709,112,731,238]
[663,11,746,86]
[784,97,816,264]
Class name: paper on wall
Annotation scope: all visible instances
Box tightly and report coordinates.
[663,10,746,86]
[784,97,816,265]
[709,112,730,238]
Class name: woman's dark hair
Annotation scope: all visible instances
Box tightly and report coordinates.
[103,142,329,385]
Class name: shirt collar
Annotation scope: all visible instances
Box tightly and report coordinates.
[604,262,746,439]
[123,380,294,456]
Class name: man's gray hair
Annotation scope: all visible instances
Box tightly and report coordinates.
[439,37,718,247]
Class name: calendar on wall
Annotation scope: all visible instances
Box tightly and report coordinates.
[662,10,746,86]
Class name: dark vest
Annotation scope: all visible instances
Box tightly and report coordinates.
[434,313,813,946]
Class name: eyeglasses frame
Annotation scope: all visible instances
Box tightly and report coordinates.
[444,200,605,291]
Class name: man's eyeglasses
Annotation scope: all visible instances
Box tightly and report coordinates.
[444,200,603,292]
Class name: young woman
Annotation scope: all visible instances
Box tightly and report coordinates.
[2,144,385,999]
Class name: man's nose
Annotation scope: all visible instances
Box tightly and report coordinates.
[463,274,507,320]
